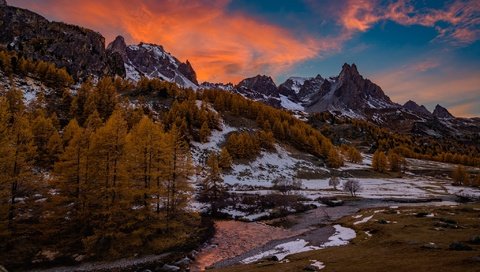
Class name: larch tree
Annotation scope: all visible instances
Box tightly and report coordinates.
[53,119,87,214]
[452,165,468,185]
[31,114,58,168]
[327,148,344,168]
[89,109,128,207]
[372,150,388,173]
[91,77,118,121]
[122,116,167,247]
[346,146,363,163]
[218,147,233,170]
[124,116,164,210]
[200,152,226,216]
[5,113,36,231]
[199,121,210,143]
[388,150,405,173]
[48,119,93,246]
[0,97,12,237]
[162,125,193,225]
[76,109,133,256]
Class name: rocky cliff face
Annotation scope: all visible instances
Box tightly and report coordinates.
[403,100,432,116]
[279,75,324,103]
[235,75,281,107]
[107,35,198,89]
[0,4,124,79]
[306,63,397,115]
[433,104,455,119]
[199,82,234,91]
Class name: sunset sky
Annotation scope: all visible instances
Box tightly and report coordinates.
[9,0,480,117]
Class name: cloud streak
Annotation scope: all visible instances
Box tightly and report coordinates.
[339,0,480,46]
[11,0,346,83]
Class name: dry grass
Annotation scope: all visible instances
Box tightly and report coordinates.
[212,203,480,272]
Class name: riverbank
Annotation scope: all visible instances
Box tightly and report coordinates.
[191,197,462,271]
[210,202,480,272]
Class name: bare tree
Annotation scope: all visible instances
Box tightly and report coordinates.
[273,177,303,195]
[343,179,362,197]
[329,176,340,190]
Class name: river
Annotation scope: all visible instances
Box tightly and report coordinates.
[190,197,458,271]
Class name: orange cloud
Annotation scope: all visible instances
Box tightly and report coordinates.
[11,0,343,83]
[339,0,480,46]
[340,0,380,32]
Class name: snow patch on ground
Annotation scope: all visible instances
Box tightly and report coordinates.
[321,225,356,247]
[310,260,325,270]
[191,121,236,165]
[241,239,320,263]
[241,224,356,264]
[353,215,374,225]
[224,145,315,188]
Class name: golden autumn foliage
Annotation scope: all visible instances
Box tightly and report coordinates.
[0,81,204,266]
[199,152,227,215]
[310,113,480,167]
[372,150,388,173]
[327,148,344,168]
[388,150,406,173]
[341,145,363,163]
[0,49,73,88]
[452,165,468,186]
[218,147,233,170]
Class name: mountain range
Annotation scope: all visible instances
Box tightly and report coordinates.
[1,1,478,140]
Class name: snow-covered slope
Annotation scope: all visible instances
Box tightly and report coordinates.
[107,36,199,89]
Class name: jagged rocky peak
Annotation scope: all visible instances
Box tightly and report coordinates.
[236,75,278,97]
[107,35,128,62]
[338,63,361,81]
[178,60,198,85]
[235,75,281,107]
[403,100,431,116]
[307,63,396,115]
[109,38,199,88]
[433,104,454,119]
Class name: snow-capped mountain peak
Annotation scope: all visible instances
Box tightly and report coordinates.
[307,63,397,115]
[107,35,198,89]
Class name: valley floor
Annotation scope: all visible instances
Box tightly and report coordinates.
[208,202,480,272]
[191,198,476,271]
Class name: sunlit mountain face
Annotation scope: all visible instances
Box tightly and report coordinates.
[8,0,480,117]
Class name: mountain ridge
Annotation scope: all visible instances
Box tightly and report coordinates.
[0,1,477,124]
